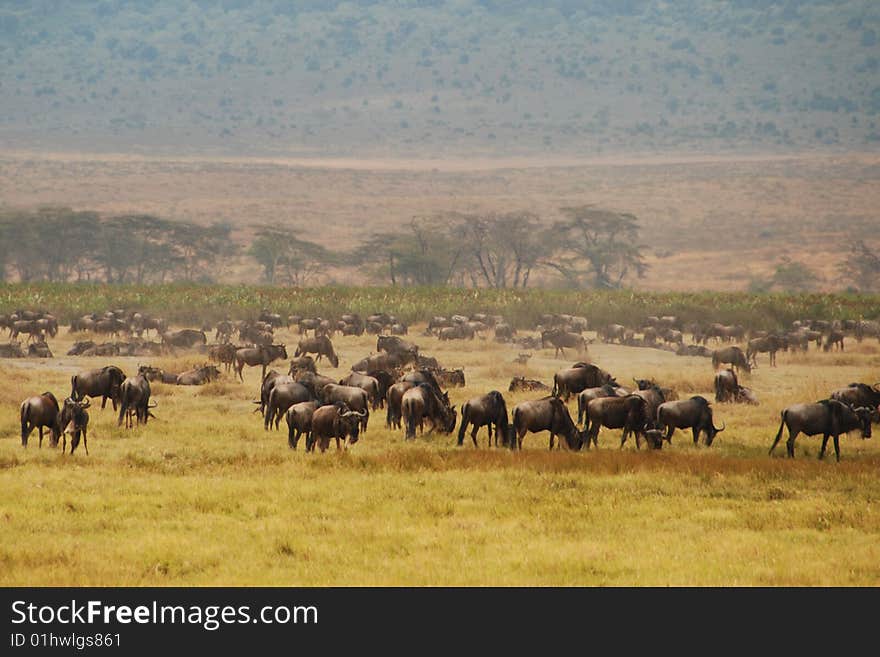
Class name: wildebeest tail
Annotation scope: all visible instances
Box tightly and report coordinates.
[768,410,787,455]
[457,402,469,445]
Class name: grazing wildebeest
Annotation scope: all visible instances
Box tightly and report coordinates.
[747,334,784,367]
[339,371,382,410]
[435,368,466,388]
[321,384,370,433]
[294,371,336,399]
[285,400,320,449]
[234,344,288,382]
[58,397,90,455]
[508,397,585,450]
[541,329,587,358]
[576,384,627,425]
[352,351,416,373]
[712,346,751,373]
[823,331,845,352]
[161,329,207,350]
[508,377,549,393]
[264,381,313,431]
[583,395,650,449]
[365,370,395,409]
[308,403,366,452]
[386,381,417,429]
[377,335,418,357]
[71,366,127,410]
[208,342,239,373]
[457,391,510,448]
[714,368,740,403]
[401,383,457,440]
[769,399,873,461]
[214,320,235,343]
[20,392,61,448]
[656,396,725,446]
[117,374,155,428]
[494,323,516,342]
[552,363,616,401]
[176,364,221,385]
[438,325,474,341]
[295,335,339,368]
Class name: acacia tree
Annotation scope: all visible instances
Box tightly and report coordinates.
[455,211,544,288]
[248,227,330,286]
[544,206,648,288]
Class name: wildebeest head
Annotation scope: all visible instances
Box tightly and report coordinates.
[853,406,873,439]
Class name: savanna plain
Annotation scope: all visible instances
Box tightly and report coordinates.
[1,319,879,586]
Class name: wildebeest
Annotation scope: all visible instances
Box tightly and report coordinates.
[401,383,457,440]
[747,334,784,368]
[351,351,415,373]
[0,342,26,358]
[253,371,290,417]
[823,330,845,352]
[830,383,880,419]
[508,377,549,393]
[117,374,155,428]
[656,396,725,446]
[295,335,339,368]
[714,368,759,405]
[264,381,313,431]
[20,392,61,448]
[508,397,585,450]
[285,400,320,449]
[308,402,366,452]
[176,364,221,385]
[377,335,418,357]
[583,395,650,449]
[552,363,616,401]
[58,397,90,455]
[769,399,873,461]
[234,344,288,382]
[386,381,417,429]
[438,324,474,341]
[457,391,510,448]
[208,342,239,373]
[71,366,127,410]
[339,371,382,410]
[288,355,317,375]
[712,346,751,374]
[161,329,207,349]
[27,341,52,358]
[435,368,466,388]
[598,324,626,344]
[321,384,370,433]
[541,329,587,358]
[576,384,627,425]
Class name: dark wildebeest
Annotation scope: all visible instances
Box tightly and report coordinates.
[541,329,587,358]
[117,374,155,428]
[583,395,650,449]
[321,383,370,433]
[71,366,127,410]
[435,368,466,388]
[208,342,239,373]
[20,392,61,448]
[401,383,457,440]
[769,399,873,461]
[438,325,474,341]
[598,324,626,344]
[137,365,168,383]
[234,344,288,382]
[214,320,235,343]
[67,340,96,356]
[176,364,221,385]
[58,397,90,455]
[656,396,725,446]
[285,400,320,449]
[27,341,52,358]
[712,346,751,374]
[508,377,550,393]
[830,383,880,420]
[552,363,616,401]
[576,384,628,425]
[386,381,417,429]
[366,370,395,409]
[352,351,416,373]
[288,355,317,375]
[295,335,339,368]
[161,329,207,350]
[508,397,585,450]
[747,334,784,368]
[308,403,366,452]
[457,391,510,448]
[377,335,418,357]
[823,331,845,352]
[254,371,292,417]
[339,371,382,411]
[264,381,313,431]
[294,371,336,400]
[0,342,26,358]
[714,368,739,403]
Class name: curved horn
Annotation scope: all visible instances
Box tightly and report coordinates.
[714,420,726,433]
[79,398,91,409]
[147,400,158,408]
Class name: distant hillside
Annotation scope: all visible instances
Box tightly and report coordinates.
[1,1,879,156]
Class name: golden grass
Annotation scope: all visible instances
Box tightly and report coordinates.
[1,326,879,585]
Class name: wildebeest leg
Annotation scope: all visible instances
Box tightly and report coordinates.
[664,425,674,443]
[81,428,88,455]
[549,433,555,450]
[785,429,799,458]
[692,427,700,444]
[471,425,479,448]
[38,426,44,448]
[819,434,830,460]
[833,435,841,461]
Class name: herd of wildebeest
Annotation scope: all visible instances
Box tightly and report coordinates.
[5,307,880,461]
